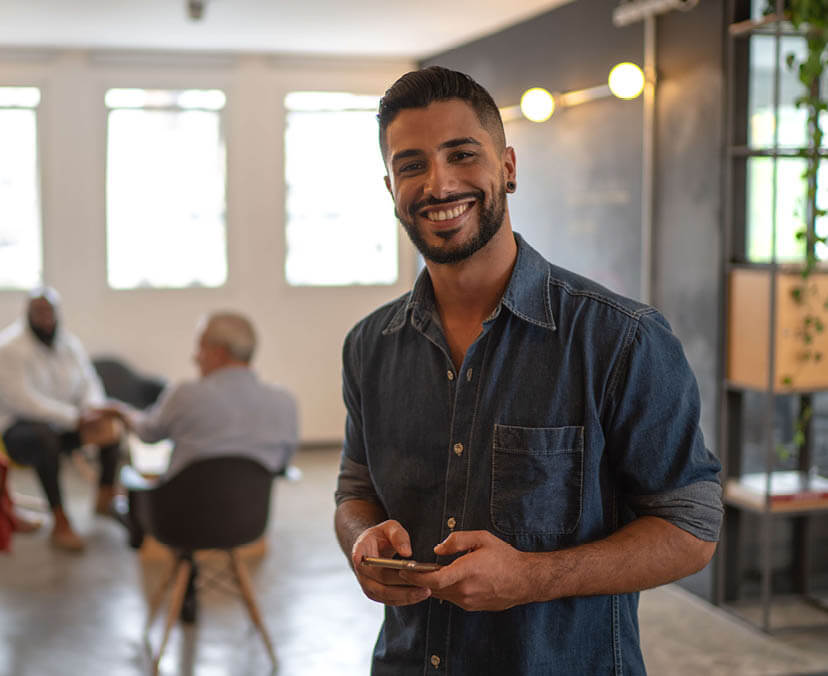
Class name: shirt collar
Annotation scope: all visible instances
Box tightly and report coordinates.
[382,232,556,335]
[205,365,255,381]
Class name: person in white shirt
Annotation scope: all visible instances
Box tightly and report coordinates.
[0,288,121,552]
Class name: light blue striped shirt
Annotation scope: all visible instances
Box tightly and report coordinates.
[134,366,298,478]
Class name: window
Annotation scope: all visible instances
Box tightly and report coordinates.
[106,88,227,289]
[745,32,828,262]
[284,92,397,286]
[0,87,42,289]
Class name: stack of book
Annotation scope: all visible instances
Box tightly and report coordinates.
[724,470,828,512]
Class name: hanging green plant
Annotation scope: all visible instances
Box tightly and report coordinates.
[762,1,828,462]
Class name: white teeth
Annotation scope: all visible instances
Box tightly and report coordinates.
[425,203,470,221]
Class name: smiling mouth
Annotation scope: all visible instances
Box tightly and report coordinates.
[421,201,473,222]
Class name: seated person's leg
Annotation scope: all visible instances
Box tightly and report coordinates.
[125,489,146,549]
[74,415,123,514]
[118,464,149,549]
[3,421,84,551]
[94,442,120,514]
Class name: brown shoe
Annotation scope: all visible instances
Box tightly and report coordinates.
[50,527,86,553]
[94,485,117,515]
[11,511,43,534]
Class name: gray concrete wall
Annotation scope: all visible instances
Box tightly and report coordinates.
[422,0,725,601]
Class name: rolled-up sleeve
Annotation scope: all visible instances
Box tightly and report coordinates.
[605,309,723,541]
[626,481,723,541]
[335,327,380,508]
[335,454,379,507]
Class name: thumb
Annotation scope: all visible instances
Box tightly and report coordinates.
[384,521,413,558]
[433,530,486,556]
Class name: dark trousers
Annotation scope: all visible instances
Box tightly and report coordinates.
[126,489,147,548]
[2,420,119,510]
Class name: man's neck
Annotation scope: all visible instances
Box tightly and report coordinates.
[426,224,518,326]
[425,224,518,370]
[203,361,250,378]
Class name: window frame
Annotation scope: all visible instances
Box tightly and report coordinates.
[0,85,43,290]
[103,85,230,291]
[282,89,401,288]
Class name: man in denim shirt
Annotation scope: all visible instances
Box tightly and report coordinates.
[335,66,722,675]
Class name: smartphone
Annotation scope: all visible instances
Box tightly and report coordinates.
[361,556,442,572]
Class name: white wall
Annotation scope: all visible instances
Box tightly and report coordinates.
[0,48,418,444]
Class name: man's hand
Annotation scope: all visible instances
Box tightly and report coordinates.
[350,519,432,607]
[78,410,122,446]
[400,530,535,612]
[91,402,126,420]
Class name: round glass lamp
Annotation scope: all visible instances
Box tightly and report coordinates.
[608,63,645,100]
[520,87,555,122]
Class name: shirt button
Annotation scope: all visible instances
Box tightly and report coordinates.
[447,370,454,381]
[447,517,456,529]
[453,442,463,456]
[431,654,441,668]
[466,368,473,381]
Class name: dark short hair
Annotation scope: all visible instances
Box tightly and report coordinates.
[378,66,506,160]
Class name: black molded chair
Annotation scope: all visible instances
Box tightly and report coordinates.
[93,357,166,410]
[125,456,278,674]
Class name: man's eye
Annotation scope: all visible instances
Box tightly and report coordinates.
[450,151,474,162]
[398,161,423,173]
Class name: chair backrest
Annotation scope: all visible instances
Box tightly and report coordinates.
[138,456,275,551]
[93,357,166,410]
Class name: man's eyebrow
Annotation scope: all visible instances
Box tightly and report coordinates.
[390,148,422,164]
[390,137,482,165]
[439,137,482,150]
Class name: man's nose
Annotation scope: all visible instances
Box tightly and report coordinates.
[423,161,457,200]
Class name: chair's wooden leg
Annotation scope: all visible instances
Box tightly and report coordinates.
[152,558,191,675]
[229,549,277,668]
[145,558,179,635]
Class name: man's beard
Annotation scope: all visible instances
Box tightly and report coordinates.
[28,318,57,348]
[397,185,507,265]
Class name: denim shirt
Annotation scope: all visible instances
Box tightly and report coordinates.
[336,233,722,676]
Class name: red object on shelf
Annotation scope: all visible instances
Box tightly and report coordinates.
[725,470,828,513]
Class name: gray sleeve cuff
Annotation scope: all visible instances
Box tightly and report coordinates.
[626,480,723,542]
[334,454,380,507]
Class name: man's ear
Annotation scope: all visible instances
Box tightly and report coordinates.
[502,146,516,185]
[384,175,392,195]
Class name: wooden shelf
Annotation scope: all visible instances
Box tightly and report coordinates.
[727,267,828,392]
[729,13,798,37]
[725,471,828,514]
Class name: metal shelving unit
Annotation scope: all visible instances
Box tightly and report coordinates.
[716,0,828,633]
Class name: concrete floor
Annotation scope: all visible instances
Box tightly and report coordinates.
[1,448,827,676]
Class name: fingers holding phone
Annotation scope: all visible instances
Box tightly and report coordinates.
[362,557,442,573]
[350,520,432,606]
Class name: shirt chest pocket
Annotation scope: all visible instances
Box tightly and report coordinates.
[490,424,584,537]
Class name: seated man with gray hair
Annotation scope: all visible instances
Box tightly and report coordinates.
[107,311,299,481]
[103,311,298,623]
